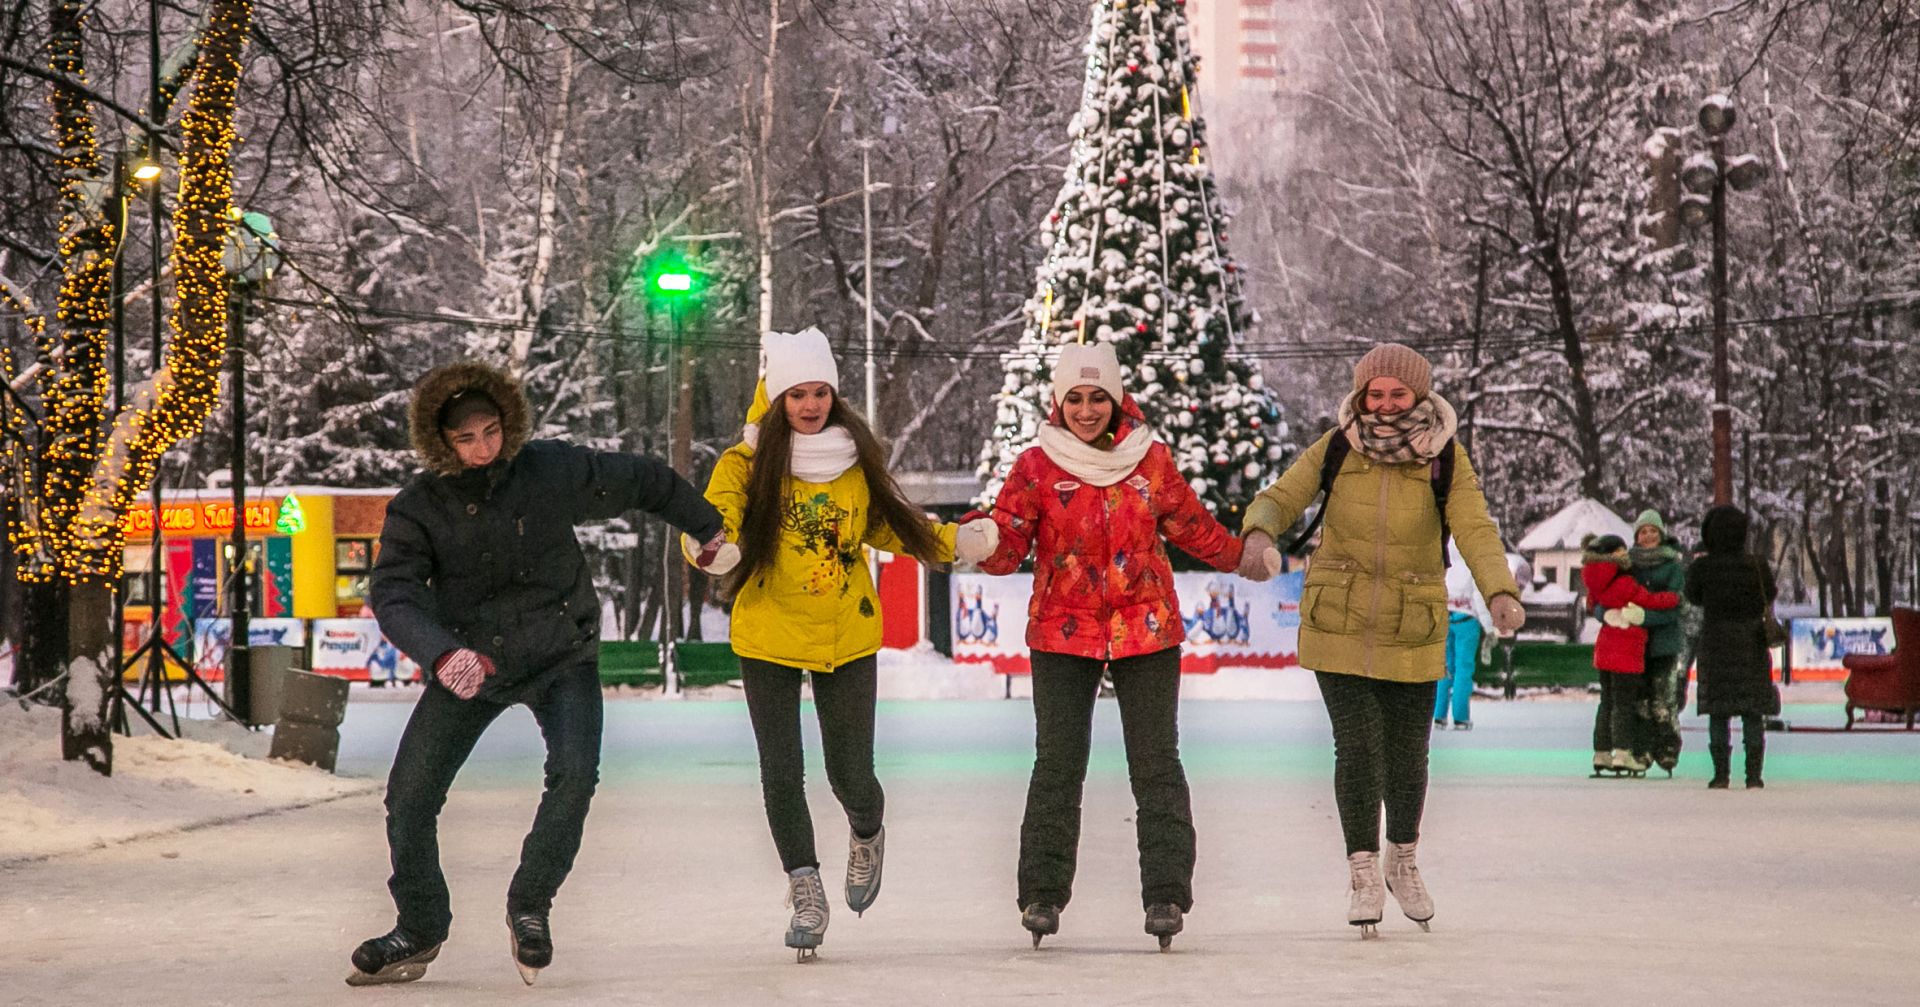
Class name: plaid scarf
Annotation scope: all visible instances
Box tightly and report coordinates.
[1338,391,1456,463]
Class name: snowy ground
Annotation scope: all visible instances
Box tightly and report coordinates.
[6,666,1920,1006]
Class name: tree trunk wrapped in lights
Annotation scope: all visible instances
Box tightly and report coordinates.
[51,0,254,775]
[39,1,115,591]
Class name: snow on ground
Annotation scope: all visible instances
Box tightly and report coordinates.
[0,700,377,865]
[7,658,1920,1006]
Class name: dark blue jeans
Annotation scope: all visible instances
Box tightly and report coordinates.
[383,663,603,941]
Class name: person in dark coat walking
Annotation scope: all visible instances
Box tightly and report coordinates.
[1684,505,1780,789]
[1628,510,1688,774]
[347,361,727,987]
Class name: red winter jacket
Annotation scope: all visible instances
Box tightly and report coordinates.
[979,396,1244,661]
[1583,559,1680,675]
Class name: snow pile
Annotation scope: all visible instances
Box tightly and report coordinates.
[1516,498,1634,552]
[0,701,376,865]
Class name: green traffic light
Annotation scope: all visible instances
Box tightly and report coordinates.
[641,250,702,306]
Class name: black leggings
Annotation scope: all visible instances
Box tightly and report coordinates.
[1315,672,1437,857]
[1019,647,1194,912]
[739,654,883,873]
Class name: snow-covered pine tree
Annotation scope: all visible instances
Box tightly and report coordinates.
[978,0,1292,523]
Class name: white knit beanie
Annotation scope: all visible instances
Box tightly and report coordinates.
[762,327,840,400]
[1051,341,1124,406]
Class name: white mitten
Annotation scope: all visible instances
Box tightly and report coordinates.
[1622,603,1647,626]
[684,532,741,576]
[954,518,1000,564]
[1602,608,1628,630]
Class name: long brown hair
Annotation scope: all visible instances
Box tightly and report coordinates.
[734,391,946,587]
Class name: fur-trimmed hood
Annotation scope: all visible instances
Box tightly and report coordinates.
[408,361,532,476]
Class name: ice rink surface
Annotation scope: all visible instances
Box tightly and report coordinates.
[8,686,1920,1006]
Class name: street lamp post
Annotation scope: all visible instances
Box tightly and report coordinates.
[1644,94,1768,507]
[222,209,280,725]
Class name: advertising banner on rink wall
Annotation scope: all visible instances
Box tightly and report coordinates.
[952,570,1305,674]
[311,618,418,683]
[1787,617,1893,682]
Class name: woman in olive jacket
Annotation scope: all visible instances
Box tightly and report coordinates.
[1684,505,1780,789]
[1241,343,1525,937]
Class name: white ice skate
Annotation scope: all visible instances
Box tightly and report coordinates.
[1383,840,1434,931]
[1347,851,1385,939]
[1610,748,1648,778]
[785,867,830,963]
[845,825,885,916]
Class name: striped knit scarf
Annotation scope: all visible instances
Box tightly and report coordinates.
[1338,391,1457,463]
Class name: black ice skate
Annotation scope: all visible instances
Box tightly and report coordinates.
[1021,903,1061,948]
[1144,903,1183,952]
[506,911,552,985]
[345,927,442,987]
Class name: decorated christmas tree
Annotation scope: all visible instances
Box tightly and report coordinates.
[978,0,1293,522]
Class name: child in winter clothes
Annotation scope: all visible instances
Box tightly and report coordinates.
[1581,534,1681,776]
[1433,547,1494,730]
[1684,505,1780,789]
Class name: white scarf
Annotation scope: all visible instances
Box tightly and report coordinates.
[1036,422,1154,487]
[744,422,860,483]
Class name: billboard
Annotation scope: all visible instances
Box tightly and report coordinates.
[952,570,1305,674]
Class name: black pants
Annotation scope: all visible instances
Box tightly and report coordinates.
[1315,672,1436,857]
[1593,671,1651,756]
[740,654,883,873]
[1709,714,1765,780]
[1644,655,1683,764]
[384,663,603,942]
[1019,647,1194,912]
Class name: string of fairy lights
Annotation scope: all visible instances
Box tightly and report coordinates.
[36,1,117,587]
[5,0,254,589]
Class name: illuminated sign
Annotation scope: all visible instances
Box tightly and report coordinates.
[120,498,289,538]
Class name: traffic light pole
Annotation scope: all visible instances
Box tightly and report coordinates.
[661,303,682,697]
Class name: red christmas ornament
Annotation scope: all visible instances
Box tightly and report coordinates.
[1250,417,1262,429]
[1135,321,1148,333]
[1224,262,1237,273]
[1115,174,1130,186]
[1128,61,1140,73]
[1050,212,1060,223]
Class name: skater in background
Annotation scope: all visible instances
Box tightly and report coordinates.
[1581,533,1681,778]
[1684,505,1780,789]
[1240,343,1524,938]
[1433,545,1493,730]
[350,362,728,987]
[1627,510,1688,774]
[973,340,1275,951]
[695,328,996,961]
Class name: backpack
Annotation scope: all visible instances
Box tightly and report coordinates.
[1282,431,1458,569]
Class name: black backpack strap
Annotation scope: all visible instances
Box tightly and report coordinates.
[1431,439,1456,569]
[1284,431,1351,556]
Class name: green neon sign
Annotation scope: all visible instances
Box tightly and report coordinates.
[275,496,308,535]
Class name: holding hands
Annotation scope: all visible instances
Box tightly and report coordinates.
[954,511,1001,565]
[686,531,741,576]
[1237,530,1283,583]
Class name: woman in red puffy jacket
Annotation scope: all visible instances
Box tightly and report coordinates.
[974,340,1279,950]
[1580,534,1681,777]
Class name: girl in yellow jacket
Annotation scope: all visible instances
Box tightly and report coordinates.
[1241,343,1525,938]
[686,327,996,961]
